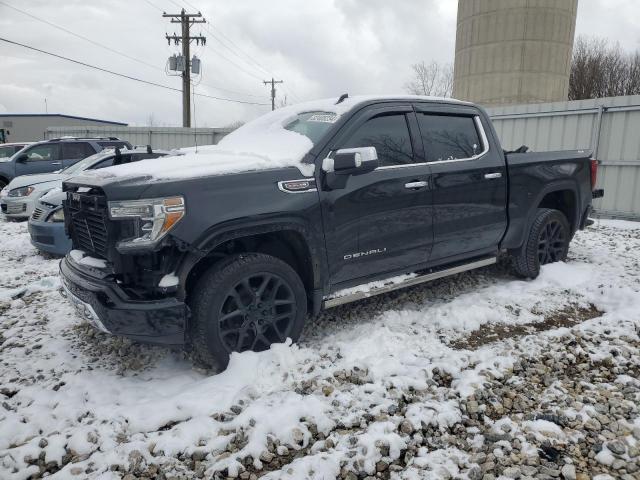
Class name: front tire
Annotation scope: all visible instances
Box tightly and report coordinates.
[512,208,570,279]
[189,253,307,369]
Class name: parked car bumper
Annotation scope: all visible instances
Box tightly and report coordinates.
[59,256,186,345]
[0,196,35,219]
[28,218,72,256]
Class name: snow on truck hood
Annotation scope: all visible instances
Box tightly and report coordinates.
[82,95,464,182]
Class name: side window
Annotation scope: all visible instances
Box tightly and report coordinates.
[341,113,414,167]
[0,145,14,159]
[417,114,482,162]
[63,142,94,160]
[24,144,59,162]
[91,157,115,169]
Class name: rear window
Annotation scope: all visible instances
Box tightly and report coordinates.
[63,142,95,160]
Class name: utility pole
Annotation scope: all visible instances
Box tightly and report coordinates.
[164,9,206,127]
[263,78,284,111]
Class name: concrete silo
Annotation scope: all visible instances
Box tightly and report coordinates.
[452,0,578,106]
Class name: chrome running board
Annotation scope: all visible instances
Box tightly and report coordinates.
[323,256,497,309]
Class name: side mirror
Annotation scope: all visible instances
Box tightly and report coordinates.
[322,147,378,175]
[16,154,28,163]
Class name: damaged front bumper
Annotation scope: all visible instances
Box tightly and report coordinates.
[59,255,187,345]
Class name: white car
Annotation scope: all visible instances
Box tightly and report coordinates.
[0,147,177,219]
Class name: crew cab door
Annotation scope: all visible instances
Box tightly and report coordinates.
[414,104,507,263]
[318,104,434,286]
[16,143,62,176]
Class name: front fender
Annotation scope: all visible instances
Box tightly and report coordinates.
[174,214,327,299]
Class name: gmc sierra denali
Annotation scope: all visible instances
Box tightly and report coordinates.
[59,95,603,368]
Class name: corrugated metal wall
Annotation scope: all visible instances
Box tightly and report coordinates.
[487,95,640,220]
[45,126,231,150]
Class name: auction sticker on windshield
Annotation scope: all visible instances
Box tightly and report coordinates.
[308,113,338,123]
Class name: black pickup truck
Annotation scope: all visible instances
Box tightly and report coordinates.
[59,95,602,367]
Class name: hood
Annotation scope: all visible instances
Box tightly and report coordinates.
[38,187,66,207]
[71,147,315,185]
[7,172,67,191]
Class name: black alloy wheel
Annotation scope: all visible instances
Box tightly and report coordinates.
[537,218,567,265]
[512,208,571,279]
[217,273,297,353]
[189,253,308,369]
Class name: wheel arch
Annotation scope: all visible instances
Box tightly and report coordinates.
[504,180,582,253]
[176,219,325,312]
[536,187,579,234]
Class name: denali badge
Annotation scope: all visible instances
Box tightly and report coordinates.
[344,248,387,260]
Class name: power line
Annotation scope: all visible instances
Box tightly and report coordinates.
[144,0,305,103]
[209,25,273,77]
[0,0,161,72]
[0,37,270,106]
[140,0,272,93]
[140,0,164,13]
[2,0,269,101]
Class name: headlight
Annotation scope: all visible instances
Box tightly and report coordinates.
[46,208,64,223]
[8,186,35,197]
[108,196,185,249]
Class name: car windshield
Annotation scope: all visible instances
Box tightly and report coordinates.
[61,151,111,174]
[283,111,338,145]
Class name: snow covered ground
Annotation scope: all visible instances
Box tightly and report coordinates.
[0,218,639,480]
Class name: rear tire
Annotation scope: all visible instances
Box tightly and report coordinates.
[188,253,307,369]
[512,208,570,279]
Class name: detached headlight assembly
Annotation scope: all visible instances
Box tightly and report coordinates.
[9,186,35,197]
[108,196,185,249]
[46,208,64,223]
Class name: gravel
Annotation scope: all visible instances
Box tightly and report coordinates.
[0,218,639,479]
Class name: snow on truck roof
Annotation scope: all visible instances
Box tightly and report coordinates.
[83,95,468,181]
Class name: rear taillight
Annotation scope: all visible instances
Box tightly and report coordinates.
[590,159,598,190]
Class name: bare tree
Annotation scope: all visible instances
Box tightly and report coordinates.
[569,36,640,100]
[404,61,453,98]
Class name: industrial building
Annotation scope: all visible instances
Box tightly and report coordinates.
[0,114,127,143]
[453,0,578,106]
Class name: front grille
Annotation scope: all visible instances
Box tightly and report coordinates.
[31,207,46,221]
[65,191,110,258]
[6,202,26,214]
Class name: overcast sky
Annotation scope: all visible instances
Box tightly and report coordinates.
[1,0,639,127]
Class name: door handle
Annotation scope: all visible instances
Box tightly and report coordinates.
[52,162,62,165]
[484,172,502,179]
[404,181,428,189]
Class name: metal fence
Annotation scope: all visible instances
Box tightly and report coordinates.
[487,95,640,220]
[45,126,232,150]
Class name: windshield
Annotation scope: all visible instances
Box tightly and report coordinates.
[283,111,338,145]
[61,151,110,174]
